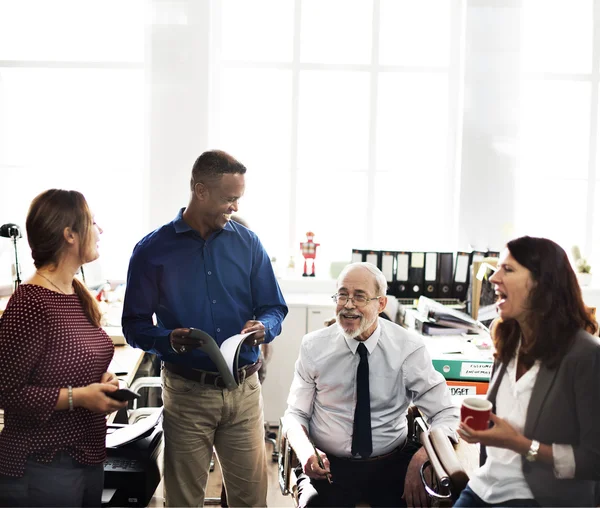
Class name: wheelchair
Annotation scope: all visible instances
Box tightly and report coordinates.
[277,408,477,507]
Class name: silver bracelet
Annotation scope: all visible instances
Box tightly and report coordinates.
[67,385,74,411]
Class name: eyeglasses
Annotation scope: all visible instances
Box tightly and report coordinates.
[331,293,381,307]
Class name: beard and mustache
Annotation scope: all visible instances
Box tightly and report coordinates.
[336,309,378,340]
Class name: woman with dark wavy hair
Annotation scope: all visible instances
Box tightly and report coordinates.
[0,189,127,507]
[455,236,600,507]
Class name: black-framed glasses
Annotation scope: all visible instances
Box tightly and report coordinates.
[331,293,381,307]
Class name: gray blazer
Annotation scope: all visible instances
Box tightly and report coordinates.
[485,329,600,507]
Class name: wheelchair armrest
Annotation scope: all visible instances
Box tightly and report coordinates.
[420,429,451,497]
[419,427,469,501]
[430,427,469,493]
[277,418,299,499]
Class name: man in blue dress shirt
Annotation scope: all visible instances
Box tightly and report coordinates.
[122,150,288,507]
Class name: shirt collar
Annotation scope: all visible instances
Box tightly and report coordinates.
[343,320,382,355]
[172,207,235,235]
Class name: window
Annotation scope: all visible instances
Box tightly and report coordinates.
[0,0,146,285]
[210,0,463,266]
[516,0,598,265]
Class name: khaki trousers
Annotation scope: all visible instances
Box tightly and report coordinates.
[162,368,268,507]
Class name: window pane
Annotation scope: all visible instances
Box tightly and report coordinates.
[514,178,587,251]
[214,68,292,164]
[300,0,373,64]
[377,72,448,176]
[239,165,290,263]
[379,0,451,67]
[372,171,454,252]
[298,70,370,170]
[0,164,145,284]
[295,170,368,263]
[0,68,144,170]
[212,68,293,260]
[522,0,592,74]
[0,0,144,62]
[0,67,145,283]
[519,80,590,180]
[220,0,294,62]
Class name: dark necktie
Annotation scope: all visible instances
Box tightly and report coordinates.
[351,342,372,458]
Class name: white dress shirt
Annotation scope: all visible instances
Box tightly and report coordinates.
[469,353,576,504]
[284,318,459,458]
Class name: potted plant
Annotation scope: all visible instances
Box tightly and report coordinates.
[572,245,592,286]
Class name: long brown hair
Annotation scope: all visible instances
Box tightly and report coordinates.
[493,236,597,368]
[26,189,102,327]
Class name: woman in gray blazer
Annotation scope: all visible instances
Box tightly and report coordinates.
[455,236,600,507]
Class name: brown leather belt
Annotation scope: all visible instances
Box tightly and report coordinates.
[163,360,261,389]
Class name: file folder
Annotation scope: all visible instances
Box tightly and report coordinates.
[466,251,487,315]
[423,252,439,299]
[351,249,364,263]
[469,250,487,266]
[446,380,489,396]
[380,251,395,291]
[393,251,411,298]
[452,251,470,301]
[415,316,469,336]
[438,252,454,297]
[365,250,381,268]
[407,252,425,298]
[432,358,493,382]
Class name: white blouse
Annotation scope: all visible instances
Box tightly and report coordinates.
[468,353,575,504]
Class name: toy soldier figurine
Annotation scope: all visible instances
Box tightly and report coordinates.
[300,231,319,277]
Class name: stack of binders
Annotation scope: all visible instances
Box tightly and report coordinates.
[413,296,482,336]
[350,248,501,304]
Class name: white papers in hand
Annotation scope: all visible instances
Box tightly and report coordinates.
[220,330,258,383]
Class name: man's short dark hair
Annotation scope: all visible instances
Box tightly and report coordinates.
[191,150,247,190]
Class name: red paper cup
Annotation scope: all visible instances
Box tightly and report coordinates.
[461,397,492,431]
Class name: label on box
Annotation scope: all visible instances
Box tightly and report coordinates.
[449,385,476,396]
[460,362,493,378]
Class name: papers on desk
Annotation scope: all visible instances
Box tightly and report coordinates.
[423,336,467,355]
[106,407,163,448]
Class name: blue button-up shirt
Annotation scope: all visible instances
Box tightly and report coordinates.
[122,209,288,370]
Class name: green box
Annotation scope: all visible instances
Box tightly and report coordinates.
[432,358,492,381]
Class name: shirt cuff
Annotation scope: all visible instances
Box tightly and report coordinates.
[430,424,459,444]
[552,443,576,479]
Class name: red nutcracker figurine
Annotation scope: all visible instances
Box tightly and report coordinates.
[300,231,320,277]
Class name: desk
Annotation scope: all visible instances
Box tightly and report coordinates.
[107,345,146,424]
[110,345,145,388]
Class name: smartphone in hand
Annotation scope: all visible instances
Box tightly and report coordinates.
[106,388,141,402]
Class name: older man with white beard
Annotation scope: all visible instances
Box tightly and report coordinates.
[282,262,459,508]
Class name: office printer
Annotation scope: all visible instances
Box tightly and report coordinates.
[102,423,163,507]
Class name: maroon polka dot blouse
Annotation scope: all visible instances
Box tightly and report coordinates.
[0,284,114,477]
